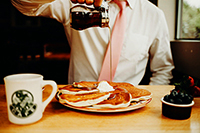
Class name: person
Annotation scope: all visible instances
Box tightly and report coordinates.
[11,0,174,85]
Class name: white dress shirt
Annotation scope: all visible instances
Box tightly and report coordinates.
[11,0,174,85]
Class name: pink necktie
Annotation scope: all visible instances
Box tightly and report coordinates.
[98,0,126,82]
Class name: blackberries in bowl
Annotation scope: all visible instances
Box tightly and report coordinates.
[163,89,193,104]
[161,89,194,120]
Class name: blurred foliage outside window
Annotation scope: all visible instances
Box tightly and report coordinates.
[177,0,200,39]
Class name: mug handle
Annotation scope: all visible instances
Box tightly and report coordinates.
[42,80,57,112]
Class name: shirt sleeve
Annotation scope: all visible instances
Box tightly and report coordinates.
[149,11,174,85]
[11,0,71,23]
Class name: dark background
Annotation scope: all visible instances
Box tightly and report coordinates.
[0,1,70,84]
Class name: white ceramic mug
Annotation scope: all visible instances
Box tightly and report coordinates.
[4,73,57,125]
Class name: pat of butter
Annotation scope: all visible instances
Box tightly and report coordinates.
[97,81,115,92]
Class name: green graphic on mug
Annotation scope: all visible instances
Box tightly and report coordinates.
[10,90,37,118]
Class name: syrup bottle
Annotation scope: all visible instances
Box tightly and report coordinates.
[70,0,109,30]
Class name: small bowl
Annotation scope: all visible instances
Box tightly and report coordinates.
[161,97,194,119]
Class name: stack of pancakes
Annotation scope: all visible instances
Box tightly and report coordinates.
[57,81,151,109]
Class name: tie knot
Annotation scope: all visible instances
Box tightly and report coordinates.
[113,0,126,10]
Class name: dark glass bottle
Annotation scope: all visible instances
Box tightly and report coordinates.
[70,0,109,30]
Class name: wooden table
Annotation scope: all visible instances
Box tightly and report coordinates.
[0,85,200,133]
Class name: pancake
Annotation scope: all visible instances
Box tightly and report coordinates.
[58,91,111,107]
[108,82,151,101]
[59,84,98,94]
[73,81,98,88]
[58,81,151,108]
[72,81,151,101]
[92,88,132,109]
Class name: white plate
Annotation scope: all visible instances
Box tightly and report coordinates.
[57,92,152,113]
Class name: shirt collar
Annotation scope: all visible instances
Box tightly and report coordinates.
[108,0,134,9]
[126,0,134,9]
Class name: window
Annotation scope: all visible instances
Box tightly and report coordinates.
[176,0,200,39]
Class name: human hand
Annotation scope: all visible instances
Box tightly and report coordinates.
[71,0,103,7]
